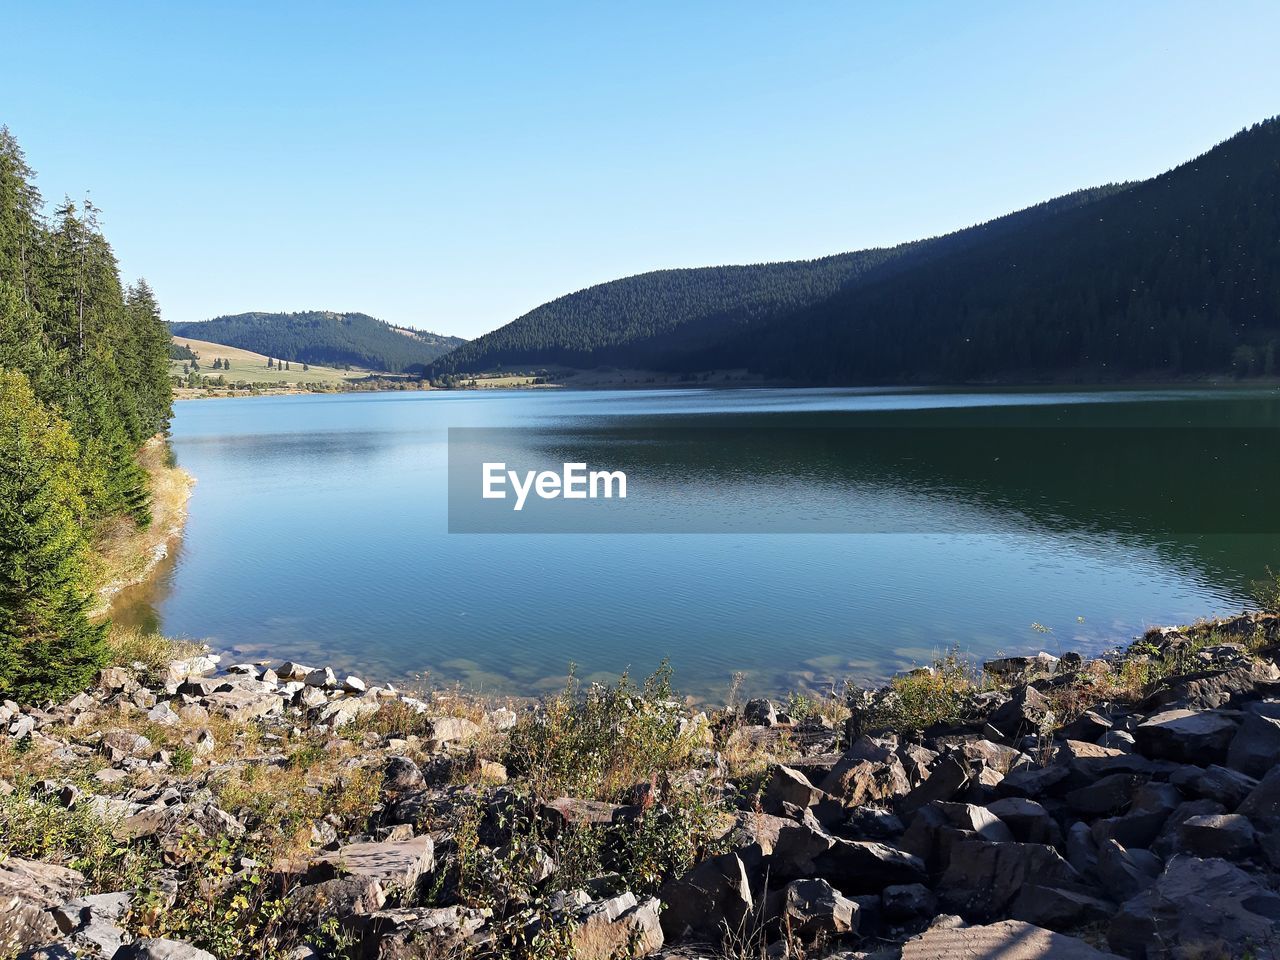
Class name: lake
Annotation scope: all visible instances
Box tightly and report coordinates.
[112,386,1280,700]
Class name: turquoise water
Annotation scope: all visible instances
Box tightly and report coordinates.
[113,387,1280,699]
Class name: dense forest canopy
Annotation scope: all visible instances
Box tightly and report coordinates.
[170,312,465,374]
[428,118,1280,383]
[0,126,172,700]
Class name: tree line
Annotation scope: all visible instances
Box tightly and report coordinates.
[428,118,1279,384]
[0,127,172,701]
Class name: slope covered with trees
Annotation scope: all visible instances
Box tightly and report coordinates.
[722,118,1280,382]
[170,312,465,374]
[0,127,173,700]
[430,118,1279,383]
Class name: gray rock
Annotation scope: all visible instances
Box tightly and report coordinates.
[1168,763,1257,808]
[1133,709,1238,765]
[305,666,338,688]
[784,878,859,939]
[1095,839,1159,901]
[1150,798,1227,858]
[1108,855,1280,958]
[903,919,1124,959]
[0,858,85,953]
[383,756,426,793]
[114,939,217,960]
[308,836,434,897]
[288,875,386,918]
[1066,821,1098,877]
[1226,701,1280,777]
[986,797,1061,846]
[987,685,1054,741]
[743,698,778,726]
[762,765,823,813]
[940,841,1085,921]
[428,715,481,746]
[1065,773,1144,816]
[820,755,910,806]
[659,851,753,941]
[813,838,927,894]
[881,883,937,924]
[1177,812,1256,859]
[1010,883,1115,931]
[901,753,971,811]
[100,730,153,761]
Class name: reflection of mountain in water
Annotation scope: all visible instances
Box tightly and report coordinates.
[517,396,1280,592]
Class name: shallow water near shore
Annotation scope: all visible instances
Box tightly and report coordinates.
[111,386,1280,699]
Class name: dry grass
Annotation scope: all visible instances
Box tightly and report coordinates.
[105,626,205,675]
[89,438,194,615]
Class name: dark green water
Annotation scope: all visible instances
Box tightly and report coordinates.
[112,386,1280,699]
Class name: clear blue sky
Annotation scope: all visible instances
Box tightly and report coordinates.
[4,1,1278,339]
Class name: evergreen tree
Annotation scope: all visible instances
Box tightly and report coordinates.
[0,370,107,701]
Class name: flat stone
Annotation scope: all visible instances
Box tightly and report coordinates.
[309,836,435,896]
[0,859,86,953]
[1134,709,1238,765]
[1177,813,1256,859]
[115,938,218,960]
[903,919,1123,959]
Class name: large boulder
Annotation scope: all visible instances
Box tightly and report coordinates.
[1133,709,1238,765]
[570,893,664,960]
[0,858,85,954]
[986,797,1061,846]
[902,919,1124,959]
[1176,813,1257,859]
[783,878,859,940]
[939,841,1087,921]
[987,685,1054,741]
[1226,701,1280,777]
[1108,855,1280,959]
[114,940,218,960]
[659,852,753,942]
[761,765,824,812]
[308,836,435,899]
[812,838,927,894]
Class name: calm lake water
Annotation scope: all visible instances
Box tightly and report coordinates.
[113,387,1280,699]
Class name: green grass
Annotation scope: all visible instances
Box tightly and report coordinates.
[170,335,372,387]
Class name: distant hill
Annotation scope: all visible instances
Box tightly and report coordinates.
[170,312,466,374]
[428,117,1280,383]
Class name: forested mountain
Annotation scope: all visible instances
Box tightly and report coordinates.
[429,118,1279,383]
[170,312,464,374]
[0,127,172,700]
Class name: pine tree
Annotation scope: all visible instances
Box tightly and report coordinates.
[0,370,107,701]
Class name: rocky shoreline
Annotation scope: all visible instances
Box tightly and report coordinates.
[4,614,1280,959]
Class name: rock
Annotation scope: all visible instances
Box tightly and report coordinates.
[939,841,1086,921]
[987,685,1054,741]
[342,675,366,693]
[203,688,280,722]
[97,666,139,693]
[881,883,937,924]
[1176,812,1256,859]
[743,698,778,726]
[901,753,971,811]
[1091,782,1182,850]
[16,945,80,960]
[100,730,153,761]
[819,755,910,806]
[996,761,1069,798]
[1059,739,1153,779]
[1065,773,1144,816]
[901,802,1014,872]
[572,894,664,960]
[783,878,859,939]
[115,939,218,960]
[51,890,131,957]
[813,838,927,894]
[146,701,180,727]
[983,652,1060,679]
[289,876,386,918]
[744,813,835,879]
[309,837,435,897]
[844,805,905,840]
[543,797,620,828]
[0,859,86,953]
[1010,884,1115,930]
[1141,660,1280,711]
[1133,709,1238,765]
[1168,763,1257,807]
[1108,855,1280,959]
[305,666,338,688]
[985,797,1061,846]
[383,756,426,793]
[1226,701,1280,777]
[1065,822,1098,877]
[1095,839,1159,901]
[1060,709,1113,743]
[902,919,1124,959]
[659,852,753,941]
[1149,798,1227,858]
[428,716,481,746]
[762,765,823,812]
[1237,763,1280,824]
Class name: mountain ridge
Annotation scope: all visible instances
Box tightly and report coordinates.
[427,118,1279,383]
[170,311,465,374]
